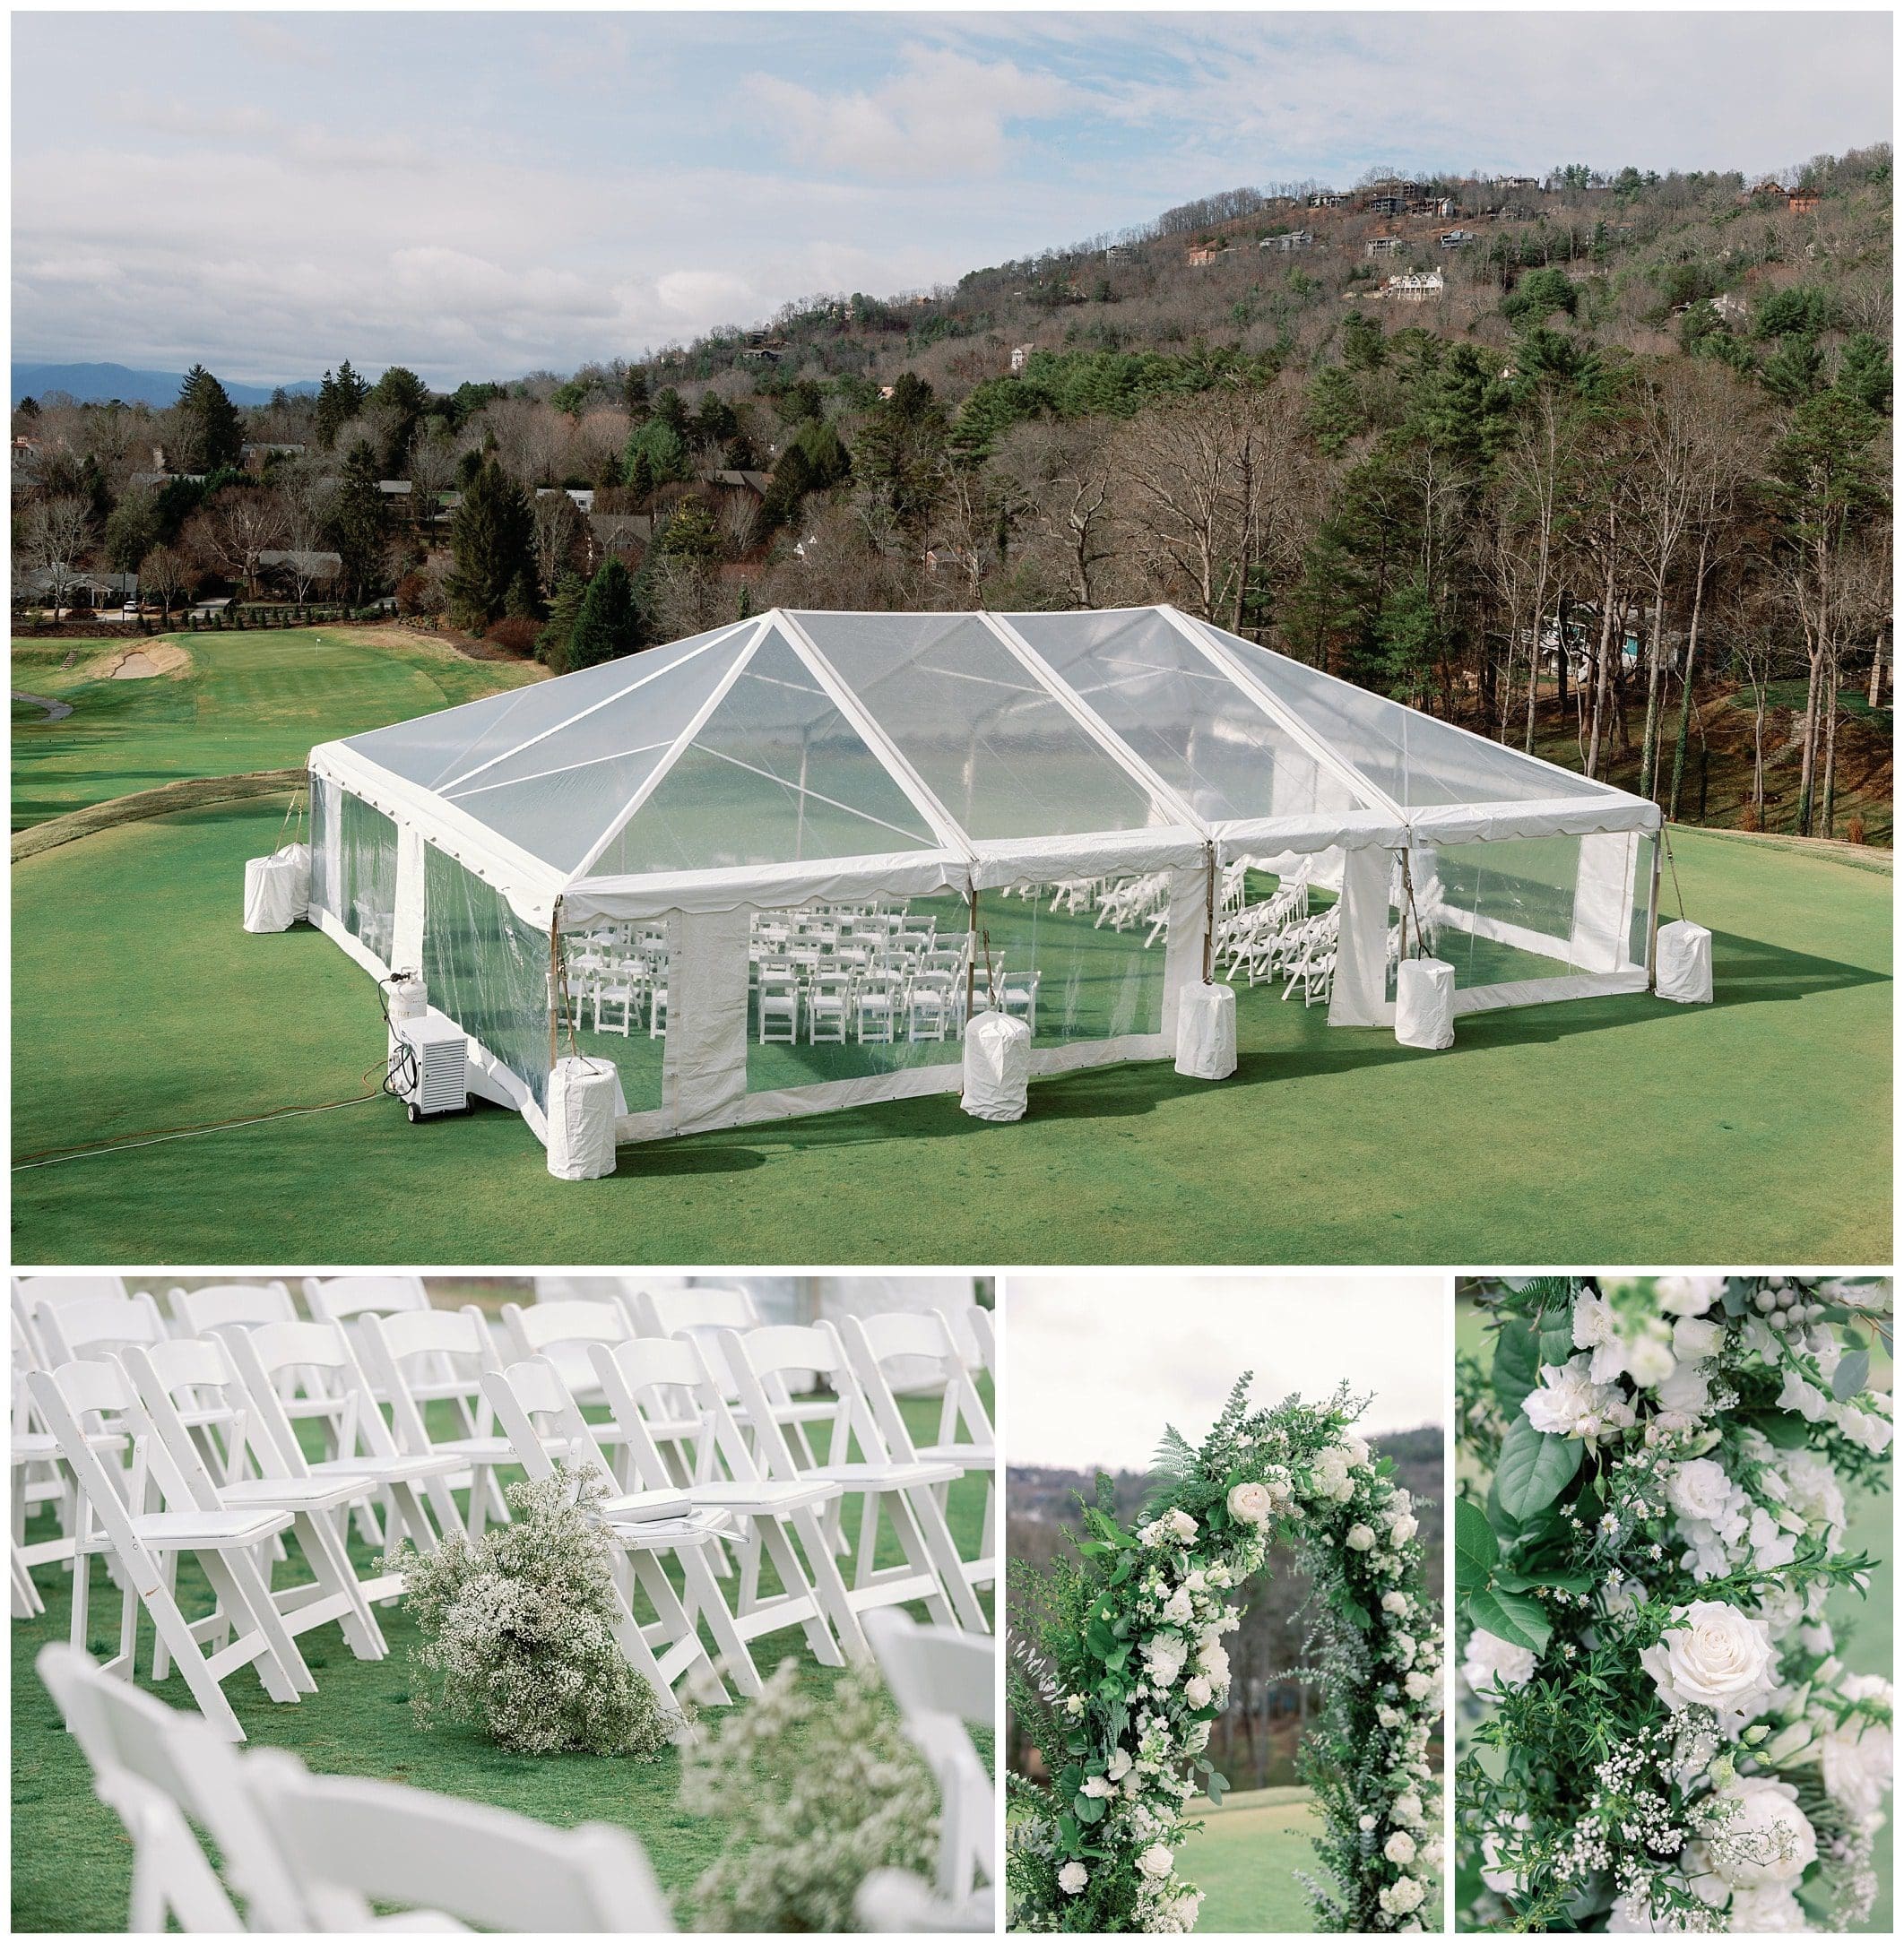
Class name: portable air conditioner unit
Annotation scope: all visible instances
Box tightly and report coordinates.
[391,1013,469,1122]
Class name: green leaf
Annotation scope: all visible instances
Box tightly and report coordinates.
[1537,1323,1575,1370]
[1207,1769,1229,1808]
[1748,1410,1813,1450]
[1058,1812,1082,1854]
[1074,1793,1105,1825]
[1467,1585,1553,1657]
[1493,1321,1541,1410]
[1832,1348,1871,1402]
[1494,1416,1582,1520]
[1455,1497,1499,1593]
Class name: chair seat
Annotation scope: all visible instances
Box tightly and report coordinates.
[688,1478,842,1515]
[602,1505,731,1547]
[428,1436,515,1462]
[773,1399,839,1424]
[812,1459,964,1491]
[914,1442,997,1471]
[598,1489,693,1524]
[11,1433,58,1462]
[129,1508,294,1547]
[218,1475,373,1513]
[308,1453,461,1486]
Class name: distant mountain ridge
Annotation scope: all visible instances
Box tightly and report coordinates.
[12,362,321,408]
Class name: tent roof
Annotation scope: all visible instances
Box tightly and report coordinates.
[313,606,1656,921]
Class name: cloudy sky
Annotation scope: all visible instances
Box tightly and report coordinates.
[13,8,1891,385]
[1004,1273,1444,1472]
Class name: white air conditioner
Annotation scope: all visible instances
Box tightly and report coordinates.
[391,1013,469,1122]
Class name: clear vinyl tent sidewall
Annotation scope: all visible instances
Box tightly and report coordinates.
[301,608,1664,1152]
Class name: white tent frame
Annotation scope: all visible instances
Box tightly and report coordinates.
[305,606,1662,1148]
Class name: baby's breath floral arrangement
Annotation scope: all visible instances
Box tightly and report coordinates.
[1456,1276,1893,1932]
[390,1463,679,1758]
[680,1656,940,1932]
[1008,1379,1444,1933]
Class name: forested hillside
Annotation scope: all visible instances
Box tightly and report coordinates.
[13,150,1891,840]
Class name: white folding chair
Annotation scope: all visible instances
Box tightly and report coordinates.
[167,1283,297,1339]
[591,1337,857,1678]
[482,1356,732,1724]
[29,1360,308,1741]
[38,1642,310,1933]
[245,1745,677,1931]
[842,1309,996,1596]
[33,1290,172,1368]
[356,1307,513,1540]
[757,971,801,1044]
[965,1304,997,1379]
[14,1275,131,1357]
[722,1322,985,1635]
[226,1321,456,1599]
[123,1339,389,1674]
[864,1607,997,1914]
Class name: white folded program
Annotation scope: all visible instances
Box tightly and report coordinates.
[545,1056,619,1179]
[242,842,310,932]
[1174,980,1237,1080]
[1395,956,1456,1050]
[961,1009,1030,1122]
[1654,919,1713,1004]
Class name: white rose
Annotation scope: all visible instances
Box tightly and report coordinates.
[1059,1860,1088,1895]
[1165,1508,1198,1542]
[1666,1456,1744,1527]
[1137,1843,1173,1879]
[1404,1670,1433,1700]
[1821,1673,1894,1822]
[1656,1356,1711,1417]
[1379,1878,1425,1915]
[1640,1601,1776,1733]
[1081,1774,1112,1798]
[1184,1674,1213,1709]
[1106,1746,1132,1782]
[1197,1638,1230,1683]
[1346,1523,1377,1551]
[1386,1510,1419,1544]
[1383,1830,1417,1865]
[1670,1315,1724,1361]
[1382,1591,1410,1615]
[1625,1329,1677,1388]
[1227,1480,1273,1527]
[1657,1274,1722,1315]
[1162,1586,1194,1625]
[1340,1434,1371,1468]
[1309,1447,1351,1499]
[1391,1791,1424,1827]
[1359,1812,1378,1831]
[1724,1884,1808,1931]
[1705,1776,1817,1887]
[1464,1626,1536,1695]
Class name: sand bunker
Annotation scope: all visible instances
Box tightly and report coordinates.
[86,643,191,680]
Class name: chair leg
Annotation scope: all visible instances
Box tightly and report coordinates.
[203,1546,312,1702]
[880,1491,960,1629]
[759,1516,844,1668]
[145,1568,250,1741]
[679,1545,760,1698]
[295,1509,387,1661]
[791,1504,868,1657]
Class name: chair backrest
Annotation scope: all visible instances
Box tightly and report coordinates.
[300,1275,430,1324]
[356,1307,499,1453]
[633,1283,760,1361]
[33,1291,168,1366]
[501,1296,636,1360]
[168,1282,296,1338]
[589,1337,759,1490]
[842,1309,993,1463]
[226,1320,400,1473]
[38,1643,309,1931]
[965,1305,996,1378]
[245,1748,674,1931]
[480,1357,619,1493]
[863,1609,996,1898]
[121,1338,283,1508]
[14,1274,130,1314]
[720,1322,888,1479]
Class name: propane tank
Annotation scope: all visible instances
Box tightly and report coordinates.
[384,971,428,1024]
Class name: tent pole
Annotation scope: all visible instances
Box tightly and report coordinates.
[548,900,562,1075]
[966,886,979,1022]
[1202,845,1216,983]
[1645,831,1664,991]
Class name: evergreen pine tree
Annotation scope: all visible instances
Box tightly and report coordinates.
[175,365,244,472]
[327,440,388,603]
[446,460,536,627]
[536,569,588,671]
[567,558,640,670]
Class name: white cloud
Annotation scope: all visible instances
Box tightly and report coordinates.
[746,45,1076,179]
[1003,1273,1446,1474]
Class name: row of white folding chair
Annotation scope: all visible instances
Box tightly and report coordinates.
[26,1320,460,1740]
[39,1642,676,1932]
[1095,870,1168,932]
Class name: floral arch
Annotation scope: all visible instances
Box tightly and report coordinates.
[1007,1381,1445,1933]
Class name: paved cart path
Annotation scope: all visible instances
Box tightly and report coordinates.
[12,690,73,721]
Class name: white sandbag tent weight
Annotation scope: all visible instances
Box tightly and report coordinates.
[300,606,1663,1153]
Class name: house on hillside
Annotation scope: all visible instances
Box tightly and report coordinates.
[16,567,140,609]
[241,443,306,471]
[1709,291,1750,325]
[1440,229,1477,249]
[1186,241,1223,266]
[1383,268,1445,301]
[1309,192,1347,209]
[1787,189,1821,214]
[256,549,342,593]
[1010,343,1036,372]
[1103,243,1133,263]
[588,513,652,562]
[1261,229,1314,251]
[536,486,596,514]
[738,332,786,365]
[1365,236,1406,256]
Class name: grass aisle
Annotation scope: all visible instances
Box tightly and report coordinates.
[11,809,1889,1263]
[1176,1786,1328,1931]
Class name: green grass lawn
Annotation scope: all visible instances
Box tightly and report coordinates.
[11,628,542,830]
[1173,1786,1328,1931]
[11,800,1889,1263]
[11,1387,991,1932]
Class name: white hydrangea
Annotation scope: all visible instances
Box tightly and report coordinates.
[1523,1354,1627,1442]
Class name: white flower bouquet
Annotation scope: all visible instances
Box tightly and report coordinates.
[1457,1276,1892,1932]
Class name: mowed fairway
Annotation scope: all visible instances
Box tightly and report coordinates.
[1175,1788,1327,1931]
[11,788,1890,1261]
[11,626,543,829]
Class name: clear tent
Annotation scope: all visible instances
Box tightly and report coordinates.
[304,607,1661,1146]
